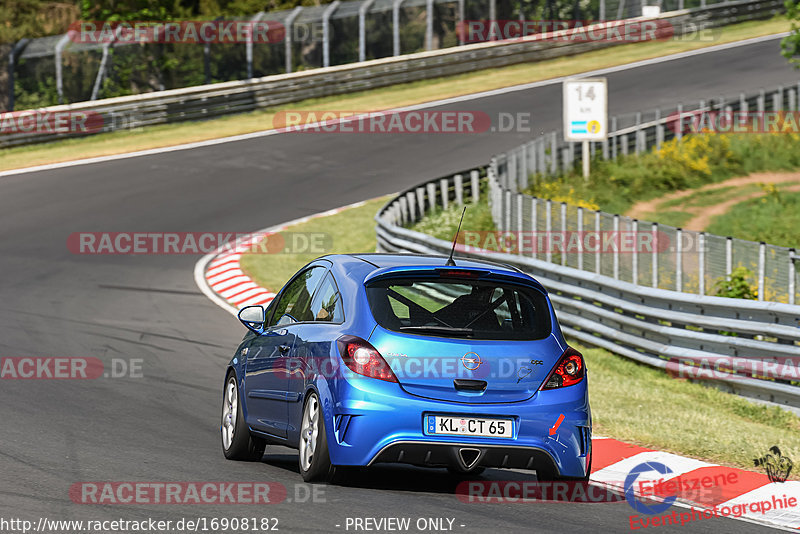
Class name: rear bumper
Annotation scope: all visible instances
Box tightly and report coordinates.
[319,374,591,477]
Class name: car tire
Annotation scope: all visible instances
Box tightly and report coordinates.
[221,372,266,461]
[298,391,338,483]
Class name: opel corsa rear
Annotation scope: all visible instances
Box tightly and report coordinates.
[221,254,591,482]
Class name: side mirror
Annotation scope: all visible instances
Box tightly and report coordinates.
[238,305,266,334]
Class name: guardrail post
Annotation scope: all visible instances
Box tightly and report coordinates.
[601,135,609,160]
[55,34,70,104]
[773,86,783,112]
[285,7,303,73]
[531,198,538,259]
[545,200,553,263]
[675,104,683,141]
[610,117,618,158]
[561,202,567,266]
[399,196,408,225]
[454,174,463,205]
[631,219,638,285]
[595,210,601,275]
[620,132,628,156]
[517,194,524,255]
[538,138,546,175]
[508,151,518,192]
[757,89,765,113]
[358,0,377,61]
[758,241,766,301]
[725,236,732,279]
[790,249,796,306]
[550,132,557,175]
[440,178,449,210]
[322,1,341,68]
[504,190,511,234]
[652,222,659,288]
[676,228,683,292]
[789,86,797,113]
[470,170,480,203]
[393,0,405,56]
[577,207,584,271]
[698,232,705,295]
[425,184,435,213]
[613,214,620,279]
[634,112,642,154]
[520,144,528,190]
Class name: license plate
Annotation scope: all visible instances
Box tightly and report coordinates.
[426,415,513,438]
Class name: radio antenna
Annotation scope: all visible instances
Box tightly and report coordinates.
[445,207,467,266]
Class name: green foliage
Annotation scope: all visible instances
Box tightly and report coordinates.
[713,266,758,300]
[782,0,800,68]
[706,189,800,248]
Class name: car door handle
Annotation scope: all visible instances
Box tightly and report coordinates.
[279,344,291,354]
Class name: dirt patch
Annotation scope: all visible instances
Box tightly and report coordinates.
[626,172,800,230]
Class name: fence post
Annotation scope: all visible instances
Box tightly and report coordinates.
[508,151,518,192]
[285,7,303,73]
[550,132,558,175]
[676,103,683,141]
[359,0,377,61]
[577,207,584,271]
[634,112,642,153]
[538,137,546,175]
[655,109,663,149]
[561,202,567,266]
[600,0,606,21]
[611,117,618,158]
[440,178,449,210]
[393,0,405,56]
[504,190,511,234]
[531,198,538,260]
[652,222,659,288]
[757,89,765,113]
[676,228,683,292]
[246,12,265,78]
[613,214,620,279]
[471,170,480,203]
[454,174,463,205]
[457,0,465,45]
[790,86,797,113]
[416,187,426,219]
[631,219,638,285]
[725,236,732,279]
[54,34,70,104]
[758,242,766,301]
[406,192,416,222]
[774,86,783,112]
[698,232,705,296]
[399,196,408,225]
[517,195,524,255]
[545,200,553,263]
[425,0,434,50]
[595,211,601,275]
[739,93,747,113]
[520,144,528,190]
[790,249,796,306]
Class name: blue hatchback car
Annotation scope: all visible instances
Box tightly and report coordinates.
[221,253,591,482]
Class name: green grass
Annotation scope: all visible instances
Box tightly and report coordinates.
[582,340,800,473]
[706,190,800,248]
[239,196,390,291]
[239,197,800,474]
[0,18,790,173]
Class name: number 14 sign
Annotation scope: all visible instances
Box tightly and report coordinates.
[563,78,607,142]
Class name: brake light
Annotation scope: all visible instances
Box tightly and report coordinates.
[436,269,485,279]
[539,347,585,390]
[337,335,398,383]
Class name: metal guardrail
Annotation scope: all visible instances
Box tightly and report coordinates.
[375,169,800,408]
[0,0,784,148]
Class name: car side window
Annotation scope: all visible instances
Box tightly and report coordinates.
[310,273,344,323]
[268,266,326,326]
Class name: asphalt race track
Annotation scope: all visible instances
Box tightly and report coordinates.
[0,36,796,533]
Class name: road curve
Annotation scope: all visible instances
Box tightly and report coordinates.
[0,36,795,533]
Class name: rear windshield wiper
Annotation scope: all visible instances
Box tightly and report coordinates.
[398,326,474,337]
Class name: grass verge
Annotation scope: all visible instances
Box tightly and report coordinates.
[706,189,800,247]
[1,18,790,173]
[237,197,800,474]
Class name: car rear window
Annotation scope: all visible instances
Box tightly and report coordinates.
[365,277,551,340]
